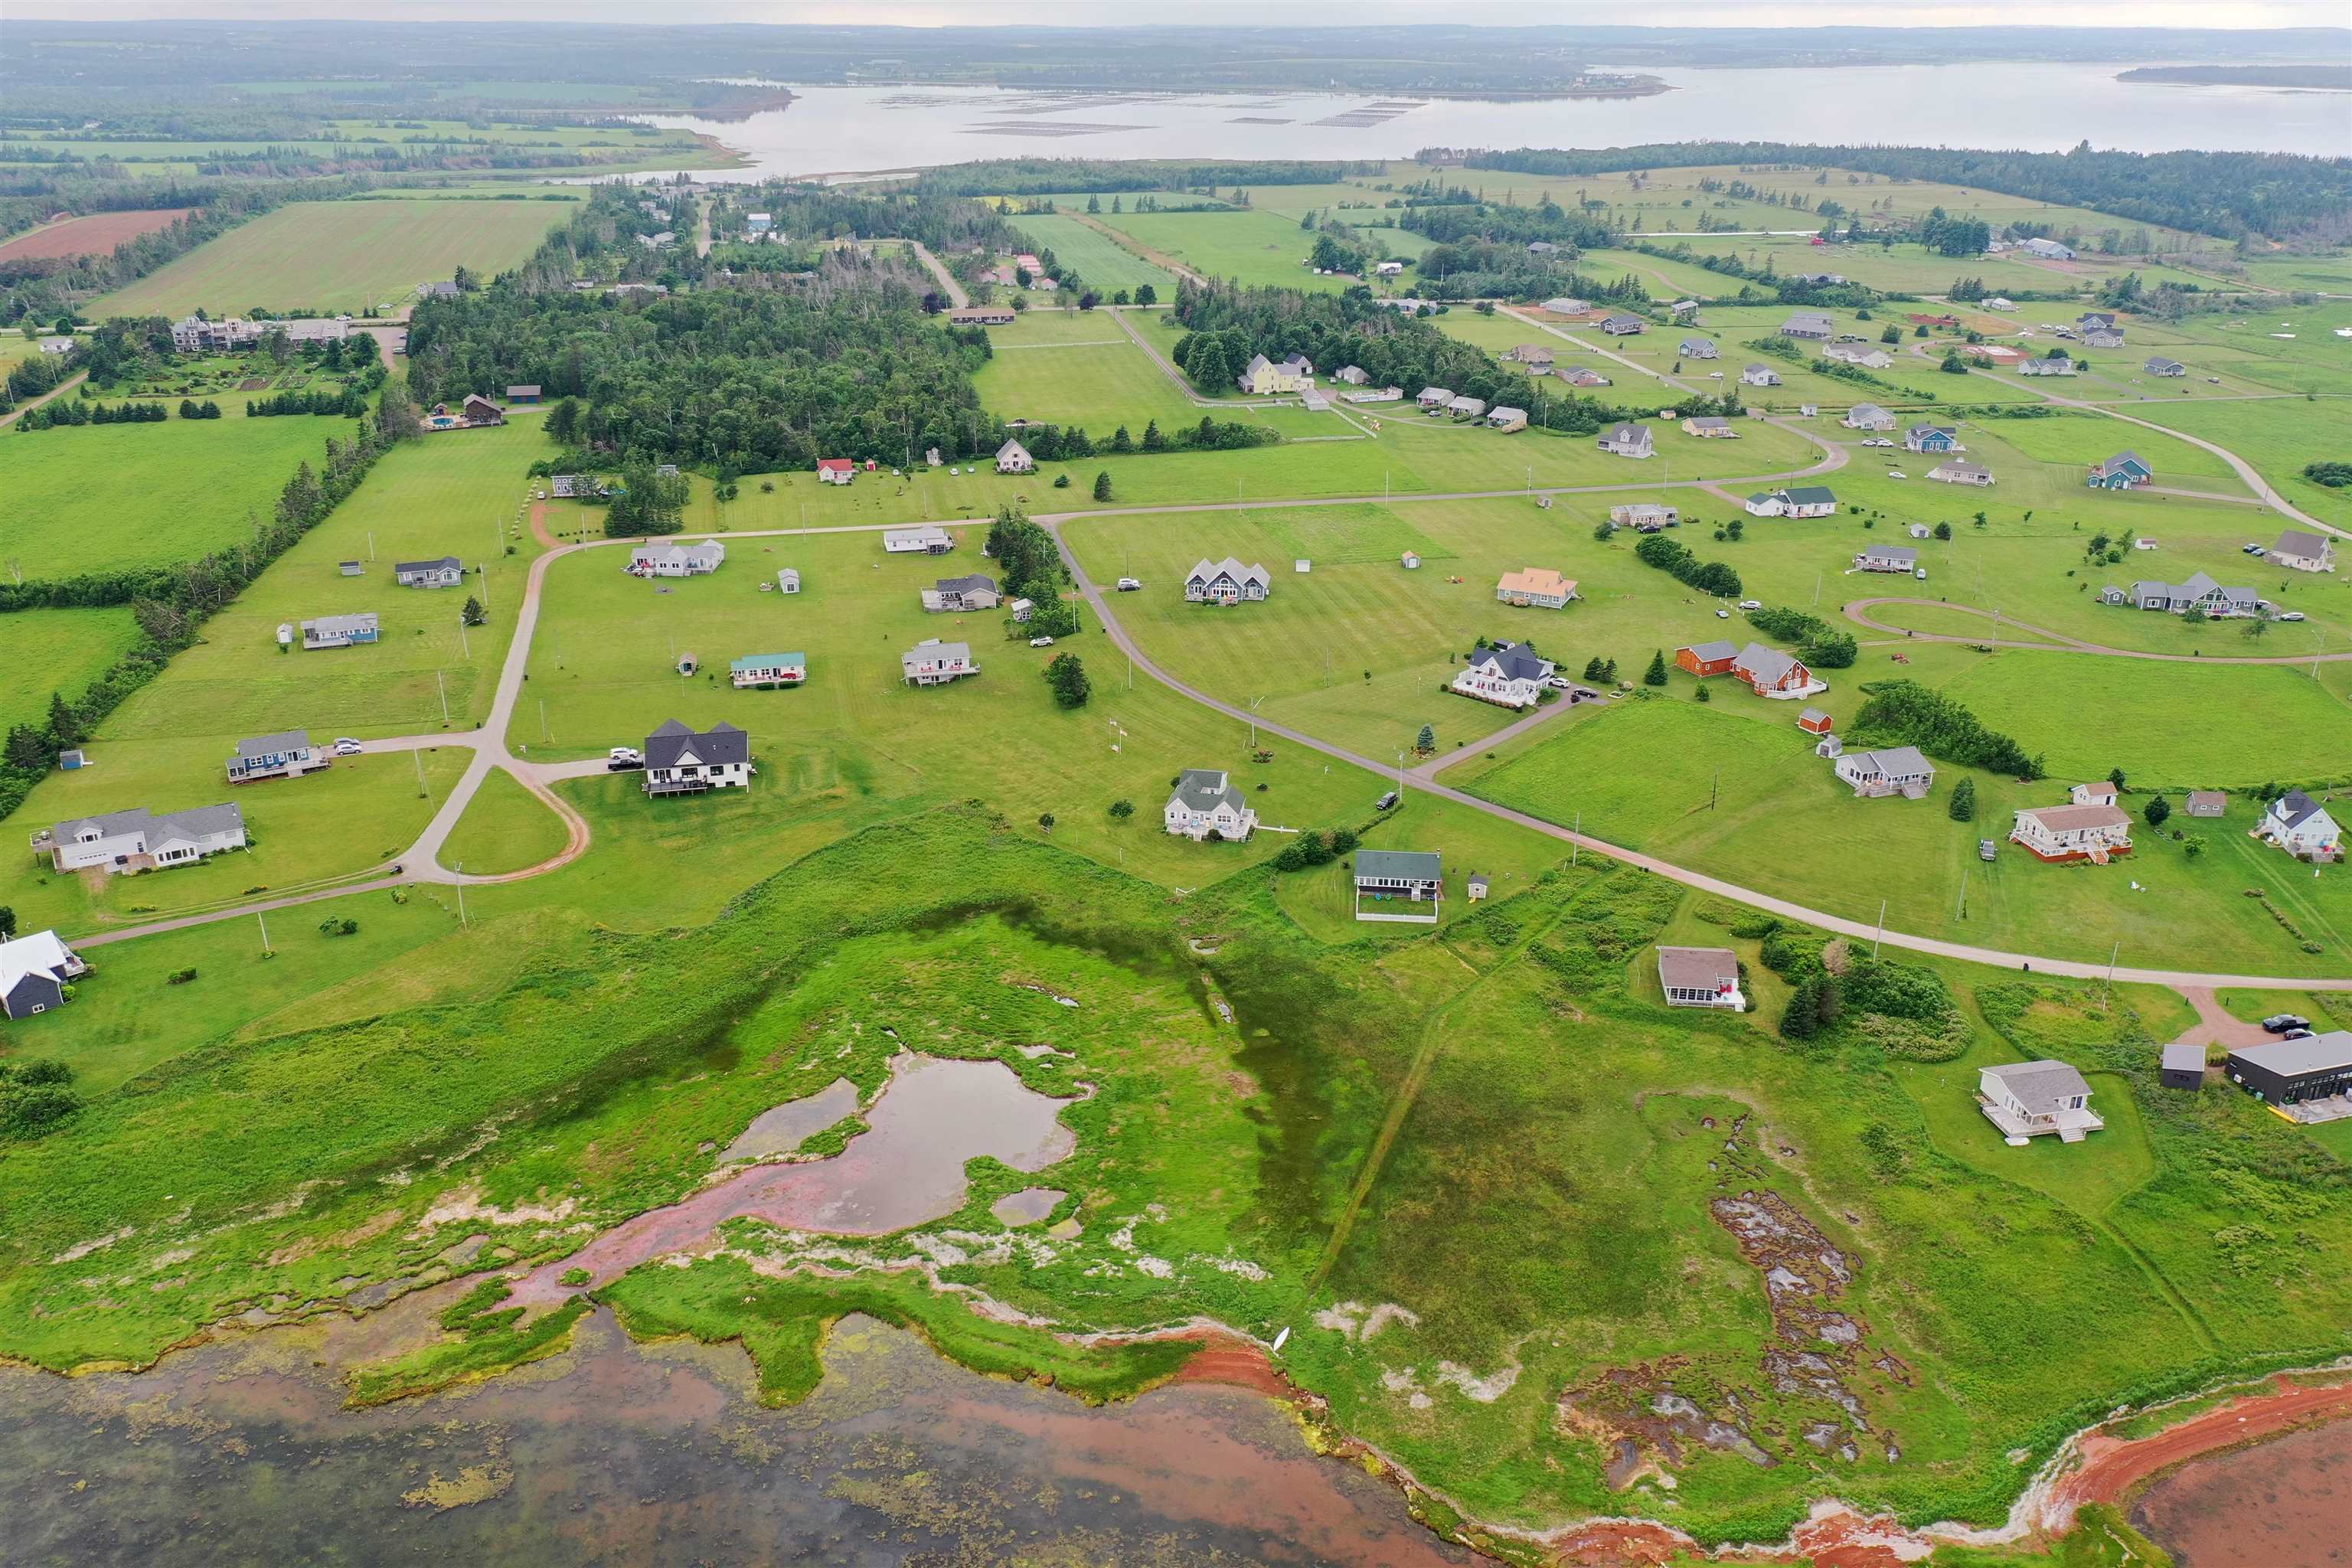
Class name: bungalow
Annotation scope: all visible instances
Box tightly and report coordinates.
[2144,357,2186,377]
[1853,543,1919,573]
[1903,424,1962,453]
[1416,386,1455,411]
[1525,240,1558,255]
[1978,1060,2103,1145]
[1842,403,1896,431]
[1676,640,1740,677]
[2084,328,2126,349]
[1556,366,1612,388]
[2086,451,2154,490]
[1354,850,1442,923]
[2186,790,2227,818]
[1345,385,1404,403]
[416,280,460,300]
[34,802,247,875]
[1678,338,1719,360]
[1447,394,1488,420]
[0,929,88,1020]
[817,458,856,485]
[884,526,955,555]
[994,438,1034,474]
[1927,460,1994,487]
[1740,363,1782,388]
[227,730,325,784]
[2226,1031,2352,1109]
[1797,706,1834,737]
[1671,299,1700,318]
[1504,344,1555,366]
[2079,312,2117,332]
[629,539,727,577]
[1681,416,1739,439]
[2011,803,2133,863]
[1657,946,1744,1010]
[921,573,1000,613]
[1747,485,1839,519]
[730,653,806,689]
[1164,769,1258,841]
[1451,640,1556,709]
[1487,405,1528,433]
[2112,572,2259,616]
[1730,642,1821,699]
[2271,528,2334,573]
[1333,364,1371,385]
[1610,502,1679,530]
[1596,422,1655,459]
[2259,789,2342,860]
[745,212,773,235]
[2020,237,2076,260]
[460,394,504,425]
[38,336,73,356]
[643,719,751,795]
[1238,353,1313,395]
[1823,343,1894,369]
[394,555,465,588]
[1541,298,1589,315]
[1495,567,1577,609]
[1184,557,1273,604]
[2018,356,2077,377]
[302,612,379,649]
[1835,745,1935,799]
[1908,312,1962,329]
[1780,312,1836,341]
[901,639,979,687]
[1983,296,2017,311]
[948,306,1017,326]
[777,568,801,594]
[1374,260,1406,276]
[1599,313,1646,335]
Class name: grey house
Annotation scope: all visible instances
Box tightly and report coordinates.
[1354,849,1442,923]
[1678,338,1719,359]
[302,612,379,649]
[394,556,465,589]
[2111,571,2259,616]
[643,719,751,796]
[922,573,1000,613]
[1780,312,1835,340]
[34,802,247,874]
[0,929,88,1020]
[2160,1043,2207,1091]
[227,730,327,784]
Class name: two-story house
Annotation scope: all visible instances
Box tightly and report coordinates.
[642,719,752,795]
[1450,640,1555,709]
[2260,789,2342,861]
[0,929,89,1019]
[2086,451,2153,490]
[1163,769,1258,841]
[1184,558,1272,604]
[1596,422,1655,459]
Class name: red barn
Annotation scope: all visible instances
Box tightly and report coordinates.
[1797,706,1834,736]
[1675,639,1738,678]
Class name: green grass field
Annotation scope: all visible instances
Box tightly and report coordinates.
[95,196,580,317]
[441,765,570,876]
[970,311,1328,434]
[0,407,359,579]
[0,609,142,736]
[1090,207,1357,290]
[1005,213,1182,295]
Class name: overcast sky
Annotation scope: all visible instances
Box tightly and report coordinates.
[11,0,2350,24]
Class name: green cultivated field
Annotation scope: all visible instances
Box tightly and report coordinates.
[971,312,1327,433]
[1005,214,1181,295]
[1091,208,1356,289]
[0,411,358,578]
[96,196,580,317]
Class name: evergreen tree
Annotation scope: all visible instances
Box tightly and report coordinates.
[1044,653,1091,709]
[2144,795,2171,828]
[1948,777,1976,822]
[1093,471,1112,502]
[1643,649,1668,686]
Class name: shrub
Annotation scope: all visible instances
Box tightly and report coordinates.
[166,967,198,985]
[1949,777,1976,822]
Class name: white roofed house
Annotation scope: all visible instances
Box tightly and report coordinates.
[629,538,726,577]
[994,438,1035,474]
[1504,344,1555,367]
[1163,769,1258,841]
[1978,1060,2103,1144]
[0,929,89,1019]
[1485,405,1528,433]
[1446,394,1488,420]
[2144,357,2186,377]
[901,639,979,687]
[2020,237,2076,260]
[642,719,752,796]
[2010,802,2133,863]
[2270,528,2334,573]
[1450,639,1555,709]
[1596,422,1654,459]
[920,573,1000,613]
[1333,364,1370,385]
[394,555,465,588]
[227,730,326,784]
[1656,946,1744,1010]
[884,525,955,554]
[1842,403,1896,430]
[1834,746,1935,799]
[1184,558,1272,604]
[301,611,378,649]
[1927,460,1994,487]
[1678,338,1719,360]
[1416,387,1454,410]
[1609,502,1678,530]
[1681,416,1739,439]
[2259,789,2342,861]
[33,802,247,876]
[1823,342,1894,369]
[1780,312,1835,340]
[2019,356,2077,377]
[1740,363,1782,387]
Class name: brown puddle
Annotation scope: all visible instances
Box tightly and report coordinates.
[2130,1416,2351,1568]
[718,1076,859,1161]
[0,1306,1478,1567]
[991,1185,1067,1225]
[511,1052,1077,1305]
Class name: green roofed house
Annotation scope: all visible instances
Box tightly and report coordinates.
[730,653,807,689]
[1354,849,1442,924]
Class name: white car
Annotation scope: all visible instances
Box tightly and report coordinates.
[1546,675,1574,690]
[2278,611,2307,622]
[1028,635,1055,647]
[609,746,642,763]
[1886,469,1907,479]
[1737,599,1761,611]
[1913,567,1929,580]
[333,737,363,756]
[1715,608,1730,619]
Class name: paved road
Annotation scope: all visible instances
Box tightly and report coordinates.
[1843,596,2350,665]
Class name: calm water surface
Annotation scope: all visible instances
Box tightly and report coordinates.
[2132,1418,2351,1568]
[642,66,2350,182]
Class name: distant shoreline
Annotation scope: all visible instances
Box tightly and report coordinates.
[2116,65,2351,90]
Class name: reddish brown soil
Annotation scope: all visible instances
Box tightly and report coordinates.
[2052,1374,2352,1516]
[1165,1331,1297,1400]
[0,209,190,262]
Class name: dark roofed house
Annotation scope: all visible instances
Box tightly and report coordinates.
[0,929,88,1020]
[1354,850,1443,923]
[2226,1031,2352,1114]
[2160,1043,2207,1091]
[460,394,505,425]
[394,555,465,589]
[642,719,752,797]
[506,384,542,403]
[1599,313,1646,335]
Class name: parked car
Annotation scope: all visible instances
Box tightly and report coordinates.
[1979,840,1997,861]
[1546,675,1573,690]
[1115,577,1142,592]
[2278,611,2306,622]
[1374,790,1400,812]
[609,746,642,763]
[1913,567,1929,580]
[2262,1014,2310,1034]
[1736,599,1762,610]
[1886,469,1907,479]
[2243,542,2267,554]
[607,756,644,773]
[332,737,362,756]
[1028,635,1055,647]
[1715,608,1730,619]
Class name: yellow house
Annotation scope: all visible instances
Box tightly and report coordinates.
[1237,352,1313,395]
[1495,567,1577,609]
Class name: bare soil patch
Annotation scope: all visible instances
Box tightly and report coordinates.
[0,209,190,263]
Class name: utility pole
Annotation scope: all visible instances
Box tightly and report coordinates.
[412,746,426,795]
[368,529,376,560]
[540,697,550,743]
[436,671,449,724]
[457,618,470,660]
[2102,939,2119,1009]
[455,864,469,929]
[1955,867,1969,920]
[256,910,272,956]
[1710,769,1718,811]
[1571,809,1580,868]
[1872,897,1887,956]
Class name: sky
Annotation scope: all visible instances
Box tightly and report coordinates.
[9,0,2350,24]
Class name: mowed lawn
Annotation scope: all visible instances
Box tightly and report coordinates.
[971,312,1318,433]
[1093,208,1350,290]
[96,196,579,317]
[1464,695,2350,976]
[1,608,144,735]
[1005,214,1181,295]
[0,411,356,578]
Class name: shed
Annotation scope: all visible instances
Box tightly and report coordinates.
[778,568,801,594]
[2159,1043,2207,1091]
[58,749,87,771]
[1466,873,1489,902]
[339,560,364,576]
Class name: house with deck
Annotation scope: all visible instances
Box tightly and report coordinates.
[921,573,1000,613]
[2109,572,2259,616]
[1679,338,1718,360]
[1451,641,1555,709]
[1740,363,1782,387]
[1842,403,1896,430]
[629,539,726,577]
[1596,422,1654,459]
[2086,451,2153,490]
[227,730,325,784]
[884,526,954,555]
[1978,1060,2103,1145]
[1681,416,1740,439]
[1486,405,1529,433]
[1447,394,1488,420]
[643,719,751,795]
[1824,343,1895,369]
[301,612,378,649]
[1611,502,1678,530]
[1354,850,1442,923]
[1657,946,1743,1010]
[1729,642,1822,700]
[1494,567,1577,609]
[1903,425,1962,454]
[1834,746,1935,799]
[34,802,247,875]
[2271,529,2334,573]
[2011,803,2133,863]
[1416,387,1454,411]
[1599,313,1645,335]
[2144,357,2186,377]
[1747,486,1838,518]
[394,555,465,589]
[2259,790,2342,861]
[1928,460,1994,487]
[1163,769,1258,841]
[1184,558,1272,604]
[1854,543,1919,573]
[1780,312,1835,341]
[2019,356,2077,376]
[730,653,806,689]
[2226,1033,2352,1112]
[901,639,978,687]
[0,929,88,1020]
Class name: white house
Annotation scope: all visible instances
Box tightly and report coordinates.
[2070,780,2120,808]
[0,929,88,1019]
[1678,338,1719,360]
[643,719,752,795]
[394,556,466,589]
[1927,460,1994,487]
[2271,529,2334,573]
[1486,405,1529,433]
[629,539,725,577]
[1446,394,1488,420]
[1450,640,1555,709]
[1415,386,1454,411]
[1978,1060,2102,1144]
[1657,946,1744,1009]
[1610,502,1678,530]
[817,458,856,485]
[1842,403,1896,430]
[1823,343,1894,369]
[730,653,806,688]
[777,568,801,594]
[884,526,955,555]
[1163,769,1258,841]
[301,612,378,649]
[1740,363,1782,387]
[227,730,326,784]
[995,438,1035,474]
[1184,558,1272,604]
[2260,790,2342,861]
[1596,422,1654,459]
[1854,543,1919,573]
[2020,237,2076,260]
[2019,357,2078,377]
[2010,803,2133,863]
[1746,486,1838,518]
[1834,746,1935,799]
[921,573,1000,612]
[34,802,247,875]
[902,639,979,686]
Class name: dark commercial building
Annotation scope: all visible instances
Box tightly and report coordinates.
[2158,1042,2207,1091]
[2225,1031,2352,1107]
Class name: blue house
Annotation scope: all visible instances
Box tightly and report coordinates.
[2086,450,2154,490]
[1903,424,1961,454]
